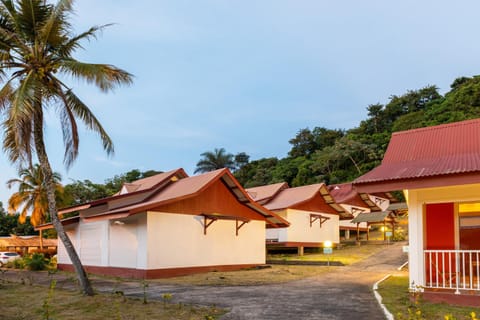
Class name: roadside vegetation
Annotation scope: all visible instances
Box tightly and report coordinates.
[0,281,224,320]
[378,275,480,320]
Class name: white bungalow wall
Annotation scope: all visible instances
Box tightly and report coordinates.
[406,183,480,290]
[266,209,339,244]
[58,211,266,270]
[146,211,266,269]
[57,216,145,269]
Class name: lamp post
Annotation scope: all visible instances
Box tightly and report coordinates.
[323,240,333,266]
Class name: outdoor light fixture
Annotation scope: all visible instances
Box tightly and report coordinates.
[323,240,332,248]
[113,220,125,225]
[323,240,333,266]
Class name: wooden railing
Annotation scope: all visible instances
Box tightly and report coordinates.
[424,250,480,293]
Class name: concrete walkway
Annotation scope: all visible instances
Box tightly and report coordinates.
[2,241,408,320]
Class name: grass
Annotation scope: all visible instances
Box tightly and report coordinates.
[0,281,224,320]
[149,264,333,286]
[146,243,392,286]
[266,242,389,265]
[377,275,480,320]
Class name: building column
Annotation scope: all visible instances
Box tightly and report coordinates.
[298,246,304,256]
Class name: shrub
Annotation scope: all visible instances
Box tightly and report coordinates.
[24,253,47,271]
[6,257,26,269]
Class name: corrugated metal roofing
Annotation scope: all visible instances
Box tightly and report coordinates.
[328,183,381,210]
[350,211,391,223]
[246,182,288,204]
[247,183,347,217]
[79,168,289,228]
[262,183,328,210]
[355,119,480,185]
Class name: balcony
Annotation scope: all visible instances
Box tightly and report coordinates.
[424,250,480,293]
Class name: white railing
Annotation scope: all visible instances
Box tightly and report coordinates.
[424,250,480,293]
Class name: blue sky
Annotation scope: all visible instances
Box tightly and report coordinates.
[2,0,480,205]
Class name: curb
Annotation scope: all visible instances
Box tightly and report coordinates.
[373,274,394,320]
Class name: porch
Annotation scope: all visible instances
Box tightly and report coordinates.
[424,249,480,293]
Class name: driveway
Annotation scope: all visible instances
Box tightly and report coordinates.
[106,241,407,319]
[2,241,407,320]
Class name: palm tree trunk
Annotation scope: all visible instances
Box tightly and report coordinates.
[33,107,94,296]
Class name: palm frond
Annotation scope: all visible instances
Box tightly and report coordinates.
[62,89,114,165]
[39,0,72,49]
[60,59,133,92]
[57,24,110,57]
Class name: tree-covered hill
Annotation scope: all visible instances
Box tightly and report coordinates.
[234,76,480,187]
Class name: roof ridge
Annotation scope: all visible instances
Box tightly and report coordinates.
[392,118,480,136]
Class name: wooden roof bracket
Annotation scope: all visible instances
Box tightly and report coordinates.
[310,213,330,228]
[203,215,217,235]
[201,213,250,236]
[236,219,249,236]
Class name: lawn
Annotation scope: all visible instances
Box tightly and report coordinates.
[377,275,480,320]
[148,243,391,286]
[266,242,389,265]
[0,280,224,320]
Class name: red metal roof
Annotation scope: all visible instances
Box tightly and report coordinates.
[246,182,289,204]
[247,183,347,217]
[328,183,381,211]
[79,168,289,228]
[354,119,480,191]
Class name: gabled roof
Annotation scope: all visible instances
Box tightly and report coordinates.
[58,168,187,215]
[354,119,480,192]
[77,168,289,228]
[350,211,396,224]
[328,183,382,211]
[246,183,348,218]
[246,182,289,204]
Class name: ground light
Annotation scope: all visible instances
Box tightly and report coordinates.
[323,240,333,266]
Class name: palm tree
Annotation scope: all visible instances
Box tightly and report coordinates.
[0,0,132,295]
[194,148,235,173]
[7,164,63,249]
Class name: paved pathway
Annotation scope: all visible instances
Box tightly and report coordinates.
[2,241,408,320]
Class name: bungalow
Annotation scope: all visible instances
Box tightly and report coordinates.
[353,118,480,306]
[37,168,288,279]
[0,235,57,255]
[328,183,388,240]
[246,182,348,255]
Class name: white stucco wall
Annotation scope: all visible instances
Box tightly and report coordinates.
[271,209,339,244]
[146,211,266,269]
[59,211,266,270]
[407,183,480,290]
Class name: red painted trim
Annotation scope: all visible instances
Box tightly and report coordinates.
[354,172,480,193]
[57,263,260,279]
[422,290,480,307]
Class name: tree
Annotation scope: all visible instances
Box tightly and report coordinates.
[234,152,250,171]
[194,148,235,173]
[7,164,63,248]
[7,164,63,226]
[0,0,132,295]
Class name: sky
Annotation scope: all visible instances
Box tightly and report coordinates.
[2,0,480,205]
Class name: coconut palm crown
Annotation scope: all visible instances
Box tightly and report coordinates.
[194,147,235,173]
[0,0,132,167]
[7,164,63,226]
[0,0,132,296]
